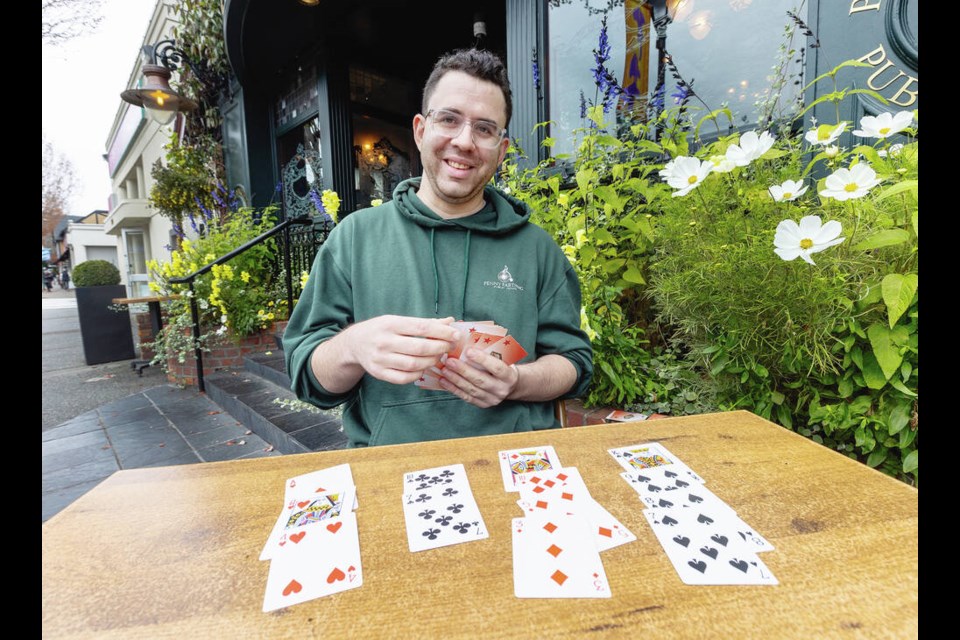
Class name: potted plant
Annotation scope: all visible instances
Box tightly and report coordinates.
[73,260,136,365]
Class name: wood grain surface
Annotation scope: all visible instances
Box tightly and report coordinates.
[41,411,918,639]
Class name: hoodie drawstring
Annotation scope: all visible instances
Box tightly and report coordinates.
[430,227,472,318]
[460,230,471,320]
[431,228,439,314]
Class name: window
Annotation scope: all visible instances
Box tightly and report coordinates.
[547,0,802,156]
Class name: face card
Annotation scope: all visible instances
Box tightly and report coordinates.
[283,464,357,505]
[643,509,777,585]
[262,512,363,611]
[498,446,562,492]
[512,514,612,598]
[607,442,704,483]
[402,489,489,552]
[261,486,357,561]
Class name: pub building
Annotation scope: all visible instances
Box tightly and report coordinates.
[218,0,916,217]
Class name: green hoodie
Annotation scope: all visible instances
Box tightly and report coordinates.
[283,178,592,447]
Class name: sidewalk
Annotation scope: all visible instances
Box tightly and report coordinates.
[42,289,279,523]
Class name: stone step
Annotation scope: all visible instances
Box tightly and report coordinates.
[204,351,347,454]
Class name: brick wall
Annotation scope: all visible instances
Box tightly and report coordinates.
[167,321,287,387]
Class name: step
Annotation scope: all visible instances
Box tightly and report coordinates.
[204,355,347,454]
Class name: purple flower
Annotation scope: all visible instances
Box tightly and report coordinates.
[187,212,198,234]
[671,85,691,105]
[531,48,541,92]
[579,90,587,118]
[194,196,213,220]
[309,189,326,214]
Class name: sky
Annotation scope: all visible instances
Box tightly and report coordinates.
[42,0,159,215]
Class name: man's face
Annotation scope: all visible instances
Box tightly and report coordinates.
[413,71,509,218]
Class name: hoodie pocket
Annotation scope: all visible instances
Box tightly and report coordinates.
[367,396,530,446]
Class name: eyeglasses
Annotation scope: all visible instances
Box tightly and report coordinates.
[425,109,506,149]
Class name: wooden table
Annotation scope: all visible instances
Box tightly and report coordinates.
[41,411,918,639]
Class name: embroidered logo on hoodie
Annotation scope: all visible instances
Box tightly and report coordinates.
[484,265,524,291]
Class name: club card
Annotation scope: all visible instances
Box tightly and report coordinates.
[262,512,363,611]
[402,488,489,552]
[607,442,704,483]
[403,463,470,492]
[643,509,777,586]
[512,514,611,598]
[498,446,562,492]
[261,486,356,561]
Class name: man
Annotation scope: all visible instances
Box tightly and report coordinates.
[283,49,592,447]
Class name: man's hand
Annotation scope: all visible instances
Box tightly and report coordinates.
[438,347,520,408]
[311,315,460,392]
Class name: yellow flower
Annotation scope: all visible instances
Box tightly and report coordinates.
[561,245,577,264]
[321,189,341,222]
[204,253,215,263]
[299,271,310,289]
[370,198,383,208]
[268,300,274,307]
[240,271,251,283]
[267,312,275,320]
[148,281,160,293]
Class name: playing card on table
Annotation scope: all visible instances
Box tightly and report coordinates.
[262,511,364,611]
[403,463,470,493]
[621,470,732,513]
[515,467,635,552]
[644,508,777,585]
[261,486,356,560]
[498,445,562,492]
[607,442,705,483]
[282,463,357,507]
[402,488,489,552]
[512,514,611,598]
[605,409,647,422]
[401,463,488,552]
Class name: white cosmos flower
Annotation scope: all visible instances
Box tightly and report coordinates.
[819,164,882,201]
[804,122,848,146]
[709,154,736,173]
[725,130,776,167]
[768,179,808,202]
[665,156,714,196]
[659,158,677,182]
[878,143,905,158]
[774,216,844,265]
[853,111,915,139]
[824,145,840,159]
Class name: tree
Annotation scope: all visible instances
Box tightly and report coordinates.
[42,0,105,46]
[42,135,79,245]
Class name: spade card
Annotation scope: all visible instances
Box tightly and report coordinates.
[498,446,562,492]
[512,514,611,598]
[621,471,733,514]
[262,511,364,611]
[607,442,705,483]
[643,509,777,585]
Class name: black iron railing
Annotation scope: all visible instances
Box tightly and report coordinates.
[170,214,332,392]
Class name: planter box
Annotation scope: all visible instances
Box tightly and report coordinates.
[76,285,136,366]
[167,322,286,387]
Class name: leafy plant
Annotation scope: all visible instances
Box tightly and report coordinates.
[72,260,121,287]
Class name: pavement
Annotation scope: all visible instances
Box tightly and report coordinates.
[42,287,280,523]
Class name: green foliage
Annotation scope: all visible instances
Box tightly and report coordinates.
[501,58,918,485]
[150,130,224,227]
[72,260,121,287]
[146,206,289,374]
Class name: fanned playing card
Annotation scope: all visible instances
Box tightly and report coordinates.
[262,512,364,611]
[512,514,611,598]
[401,463,489,552]
[643,508,777,586]
[498,446,562,492]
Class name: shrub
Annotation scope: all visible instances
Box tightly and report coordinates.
[72,260,121,287]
